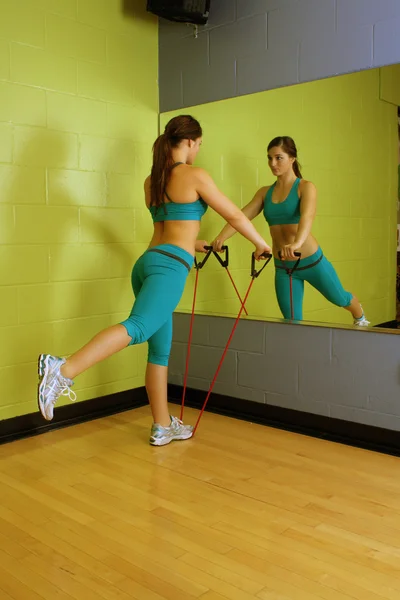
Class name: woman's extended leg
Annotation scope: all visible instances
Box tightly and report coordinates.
[38,250,191,422]
[305,255,369,325]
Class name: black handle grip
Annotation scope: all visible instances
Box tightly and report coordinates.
[251,251,272,278]
[195,245,229,270]
[203,245,227,252]
[194,246,213,270]
[202,245,229,268]
[278,250,301,259]
[278,250,302,275]
[213,245,229,268]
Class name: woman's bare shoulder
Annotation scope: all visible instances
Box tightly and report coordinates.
[299,178,315,188]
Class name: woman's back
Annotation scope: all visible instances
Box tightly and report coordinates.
[146,164,205,255]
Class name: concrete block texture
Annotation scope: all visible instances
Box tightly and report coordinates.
[159,0,400,111]
[170,313,400,431]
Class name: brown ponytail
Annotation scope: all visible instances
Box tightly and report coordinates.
[150,133,173,208]
[150,115,202,208]
[267,136,303,178]
[292,159,302,178]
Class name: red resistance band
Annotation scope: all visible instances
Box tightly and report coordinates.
[276,251,302,320]
[181,250,272,433]
[180,245,248,421]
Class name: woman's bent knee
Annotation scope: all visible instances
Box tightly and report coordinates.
[119,317,146,346]
[148,351,169,367]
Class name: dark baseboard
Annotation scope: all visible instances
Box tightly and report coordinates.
[168,384,400,457]
[2,383,399,458]
[0,387,148,446]
[374,319,399,329]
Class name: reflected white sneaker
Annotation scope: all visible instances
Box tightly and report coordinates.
[353,306,370,327]
[38,354,76,421]
[150,415,193,446]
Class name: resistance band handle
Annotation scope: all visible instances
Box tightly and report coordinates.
[278,251,302,259]
[251,251,272,278]
[194,246,213,270]
[213,245,229,268]
[195,245,229,270]
[201,245,229,268]
[278,250,302,275]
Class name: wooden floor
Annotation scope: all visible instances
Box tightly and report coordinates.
[1,406,400,600]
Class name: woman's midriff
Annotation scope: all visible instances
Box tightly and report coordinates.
[269,223,319,259]
[148,220,201,256]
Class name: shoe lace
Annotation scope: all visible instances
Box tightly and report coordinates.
[47,375,77,405]
[171,416,190,431]
[59,381,77,402]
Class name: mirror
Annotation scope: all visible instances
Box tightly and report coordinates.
[161,65,400,332]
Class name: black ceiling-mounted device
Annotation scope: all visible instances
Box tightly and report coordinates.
[146,1,210,26]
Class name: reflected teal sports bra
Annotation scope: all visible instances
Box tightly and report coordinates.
[149,162,208,223]
[263,178,301,226]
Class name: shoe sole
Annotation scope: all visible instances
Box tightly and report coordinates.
[37,354,52,421]
[149,432,193,446]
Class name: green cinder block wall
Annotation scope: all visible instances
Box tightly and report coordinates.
[0,0,158,420]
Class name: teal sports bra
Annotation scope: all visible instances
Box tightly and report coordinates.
[149,162,208,223]
[263,178,301,226]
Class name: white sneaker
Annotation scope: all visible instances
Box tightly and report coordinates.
[353,305,370,327]
[354,317,370,327]
[38,354,76,420]
[149,415,193,446]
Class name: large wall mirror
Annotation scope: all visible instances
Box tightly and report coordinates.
[161,65,400,333]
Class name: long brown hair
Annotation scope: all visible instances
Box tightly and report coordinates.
[150,115,202,208]
[267,136,303,178]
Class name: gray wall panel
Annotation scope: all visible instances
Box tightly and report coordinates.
[171,313,400,432]
[159,0,400,111]
[299,25,373,82]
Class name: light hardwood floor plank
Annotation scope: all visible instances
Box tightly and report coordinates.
[1,406,400,600]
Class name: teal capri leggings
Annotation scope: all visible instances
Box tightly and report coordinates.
[274,246,352,320]
[120,243,193,366]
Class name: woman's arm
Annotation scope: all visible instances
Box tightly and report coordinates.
[281,181,317,259]
[194,169,271,258]
[212,187,267,252]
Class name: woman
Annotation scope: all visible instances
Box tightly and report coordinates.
[38,115,272,445]
[213,136,369,326]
